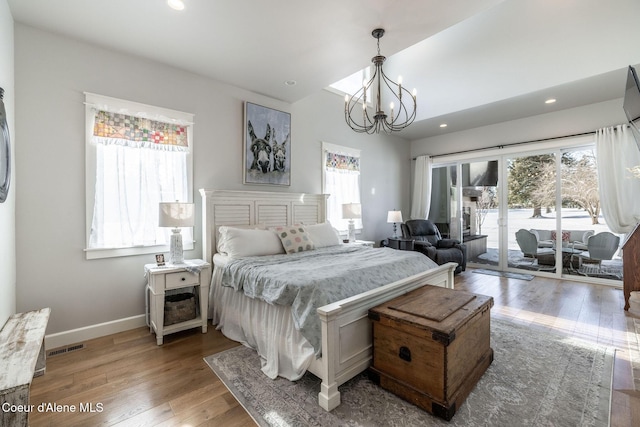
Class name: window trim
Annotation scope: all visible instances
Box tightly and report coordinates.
[84,93,194,260]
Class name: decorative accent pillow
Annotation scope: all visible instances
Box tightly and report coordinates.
[551,231,571,242]
[271,224,315,254]
[305,222,341,248]
[217,226,284,258]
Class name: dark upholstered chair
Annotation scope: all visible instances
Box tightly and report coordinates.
[401,219,467,274]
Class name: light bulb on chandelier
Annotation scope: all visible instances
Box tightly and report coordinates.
[344,28,417,134]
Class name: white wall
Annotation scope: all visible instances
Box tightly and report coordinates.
[0,0,16,327]
[411,99,628,158]
[14,24,411,341]
[293,90,411,244]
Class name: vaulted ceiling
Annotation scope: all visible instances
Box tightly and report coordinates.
[8,0,640,139]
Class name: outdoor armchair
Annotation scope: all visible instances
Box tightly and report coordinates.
[576,232,620,275]
[515,229,555,259]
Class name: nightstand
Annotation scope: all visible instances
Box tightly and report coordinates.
[387,238,415,251]
[145,260,211,345]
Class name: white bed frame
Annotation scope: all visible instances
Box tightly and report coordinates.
[200,189,456,411]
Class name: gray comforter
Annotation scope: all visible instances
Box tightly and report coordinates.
[220,245,438,356]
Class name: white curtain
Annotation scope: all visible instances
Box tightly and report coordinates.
[410,155,432,219]
[89,142,191,249]
[595,125,640,233]
[322,142,362,233]
[324,167,362,232]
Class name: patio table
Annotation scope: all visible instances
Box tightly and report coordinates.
[537,247,583,270]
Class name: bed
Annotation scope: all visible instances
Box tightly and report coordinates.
[200,189,456,411]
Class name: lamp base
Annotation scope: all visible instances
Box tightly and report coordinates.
[347,220,356,243]
[169,228,184,264]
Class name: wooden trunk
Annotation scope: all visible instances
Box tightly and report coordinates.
[368,285,493,421]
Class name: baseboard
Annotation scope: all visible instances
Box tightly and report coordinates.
[44,314,147,350]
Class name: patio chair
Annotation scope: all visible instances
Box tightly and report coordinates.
[515,229,555,266]
[575,232,620,276]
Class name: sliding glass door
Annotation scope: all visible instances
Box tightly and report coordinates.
[429,165,459,241]
[430,160,501,268]
[461,160,499,268]
[430,143,623,284]
[506,153,558,272]
[560,147,623,279]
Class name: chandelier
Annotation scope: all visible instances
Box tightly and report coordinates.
[344,28,417,134]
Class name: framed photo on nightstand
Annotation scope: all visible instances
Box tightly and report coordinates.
[155,254,165,267]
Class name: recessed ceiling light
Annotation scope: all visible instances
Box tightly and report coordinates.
[168,0,185,11]
[284,80,297,86]
[440,123,448,128]
[545,98,556,104]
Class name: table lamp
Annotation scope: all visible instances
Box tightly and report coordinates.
[342,203,362,243]
[159,202,194,264]
[387,210,403,238]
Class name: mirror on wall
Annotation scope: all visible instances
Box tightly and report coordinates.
[0,87,10,203]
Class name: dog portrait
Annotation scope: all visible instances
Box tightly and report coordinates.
[244,102,291,185]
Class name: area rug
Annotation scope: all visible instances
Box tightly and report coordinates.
[204,318,614,427]
[472,268,535,281]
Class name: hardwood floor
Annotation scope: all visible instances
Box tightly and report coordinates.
[29,270,639,426]
[29,326,254,426]
[458,270,639,427]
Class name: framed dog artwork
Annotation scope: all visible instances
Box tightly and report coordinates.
[243,102,291,186]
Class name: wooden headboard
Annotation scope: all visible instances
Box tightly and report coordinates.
[199,189,329,262]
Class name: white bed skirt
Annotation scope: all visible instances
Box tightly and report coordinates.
[210,254,315,380]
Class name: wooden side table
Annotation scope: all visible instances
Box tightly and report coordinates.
[145,260,211,345]
[387,238,415,251]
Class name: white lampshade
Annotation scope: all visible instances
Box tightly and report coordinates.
[159,202,195,228]
[342,203,362,219]
[387,210,403,223]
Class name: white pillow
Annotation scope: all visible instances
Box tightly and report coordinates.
[305,222,342,248]
[217,226,284,257]
[216,224,265,253]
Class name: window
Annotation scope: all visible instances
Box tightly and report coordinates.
[85,93,194,259]
[322,142,362,234]
[327,67,371,102]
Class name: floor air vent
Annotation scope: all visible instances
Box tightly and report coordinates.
[47,343,85,357]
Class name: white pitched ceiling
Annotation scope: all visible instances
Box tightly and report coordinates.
[8,0,640,139]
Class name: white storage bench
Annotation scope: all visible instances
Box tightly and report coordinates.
[0,308,51,427]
